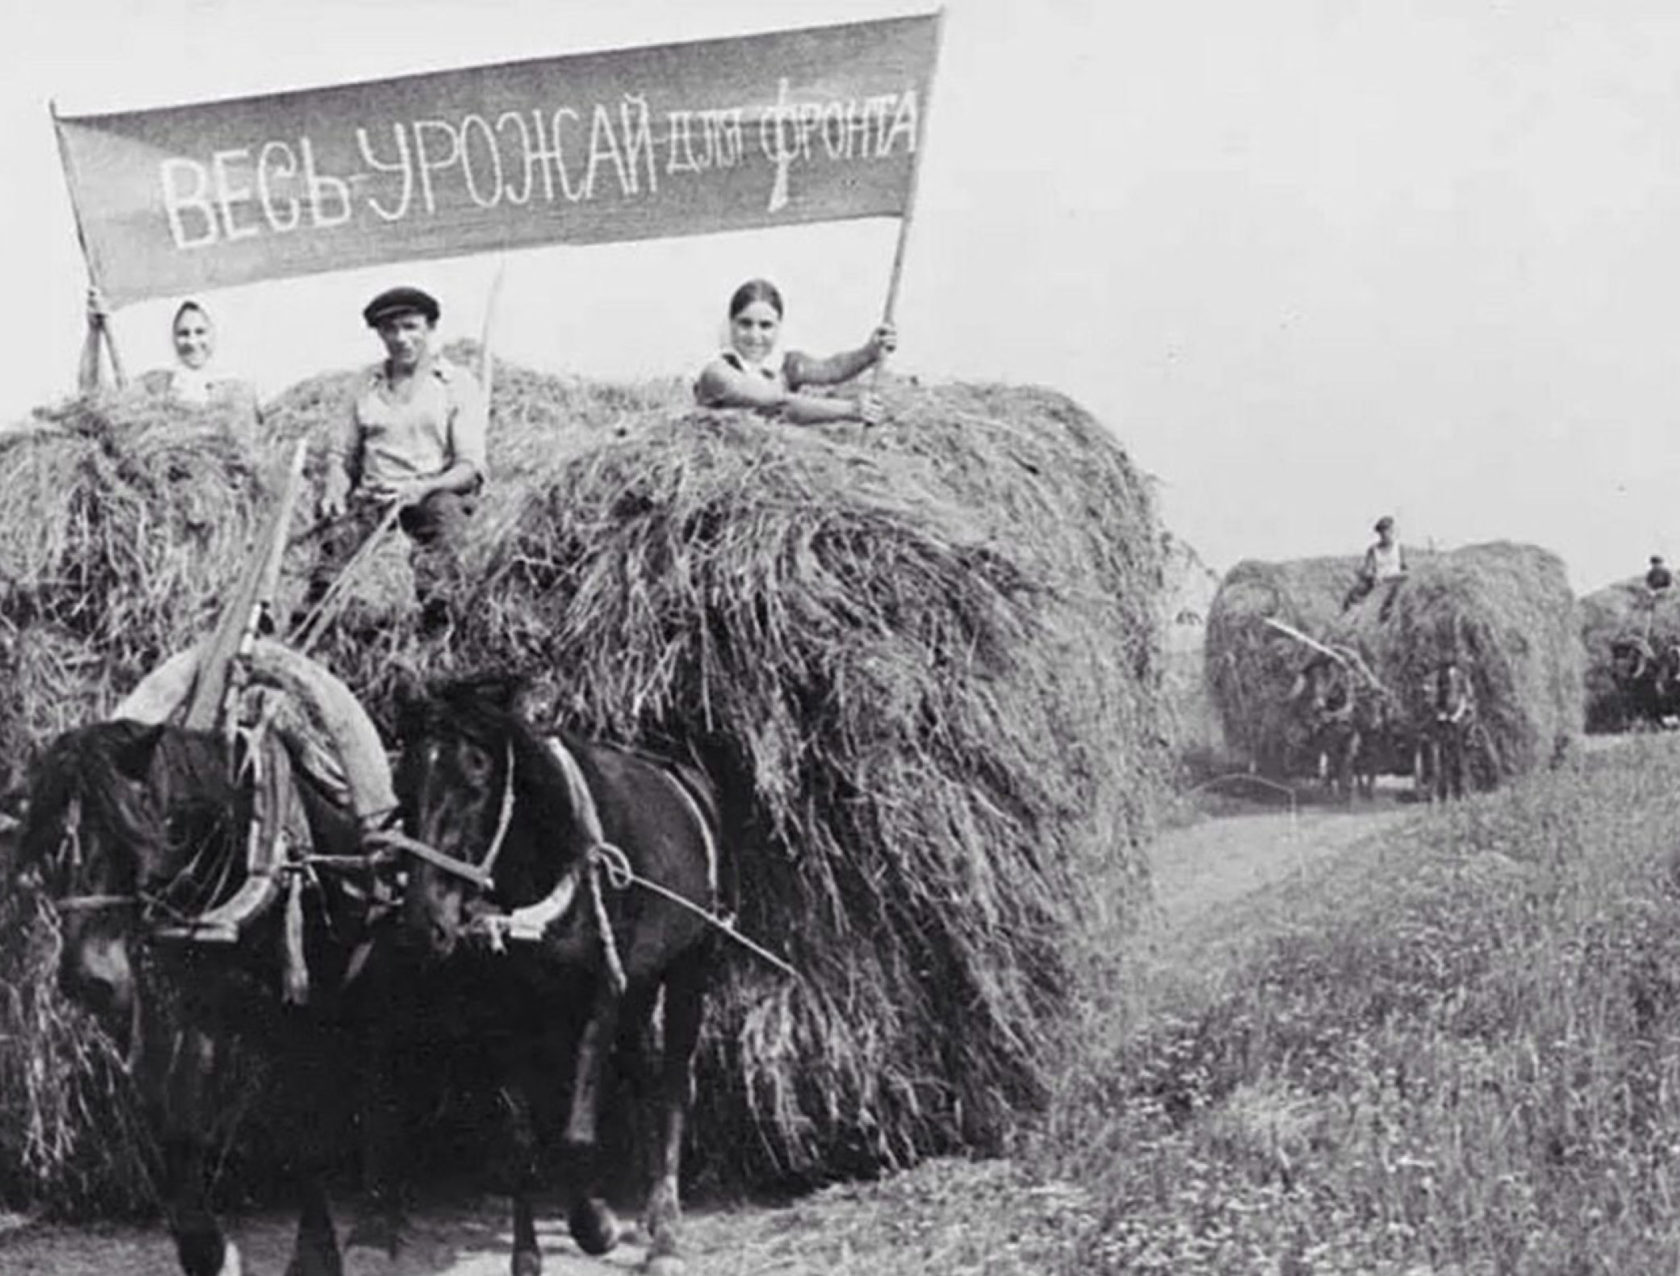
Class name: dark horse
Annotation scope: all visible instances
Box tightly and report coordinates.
[13,716,388,1276]
[1419,657,1483,801]
[393,675,723,1276]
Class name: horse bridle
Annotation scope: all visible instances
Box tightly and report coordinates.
[374,741,518,892]
[45,797,186,921]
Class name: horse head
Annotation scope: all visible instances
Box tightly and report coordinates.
[393,673,575,963]
[16,720,236,1043]
[1295,655,1353,725]
[1427,657,1475,726]
[1656,641,1680,697]
[1611,636,1654,689]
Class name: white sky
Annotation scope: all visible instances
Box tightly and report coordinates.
[3,0,1678,594]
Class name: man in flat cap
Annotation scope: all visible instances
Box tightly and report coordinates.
[1343,514,1408,610]
[308,286,487,632]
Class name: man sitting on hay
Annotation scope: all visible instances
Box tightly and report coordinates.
[1343,514,1409,611]
[307,286,487,633]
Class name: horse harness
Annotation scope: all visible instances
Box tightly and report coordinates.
[374,737,797,982]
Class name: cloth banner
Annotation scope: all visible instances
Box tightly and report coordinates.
[53,14,940,306]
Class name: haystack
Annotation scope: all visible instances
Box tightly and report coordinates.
[1327,542,1583,781]
[0,361,1165,1203]
[1203,556,1361,776]
[1578,577,1680,732]
[448,380,1165,1181]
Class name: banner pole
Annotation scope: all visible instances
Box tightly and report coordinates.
[479,254,508,409]
[873,8,945,389]
[50,99,126,390]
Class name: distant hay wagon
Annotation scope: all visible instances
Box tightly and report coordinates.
[1206,543,1584,789]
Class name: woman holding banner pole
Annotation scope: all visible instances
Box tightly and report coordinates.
[79,288,262,441]
[694,279,896,425]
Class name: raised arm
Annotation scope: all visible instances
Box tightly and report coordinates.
[782,324,897,390]
[77,289,109,396]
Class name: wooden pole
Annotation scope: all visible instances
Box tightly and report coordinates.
[872,8,945,389]
[184,442,308,731]
[50,99,126,389]
[479,254,508,408]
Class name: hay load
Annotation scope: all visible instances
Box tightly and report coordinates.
[1328,541,1583,781]
[1579,577,1680,731]
[449,380,1166,1181]
[0,368,1165,1203]
[1204,556,1360,775]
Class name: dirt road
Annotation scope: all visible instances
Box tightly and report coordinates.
[0,794,1417,1276]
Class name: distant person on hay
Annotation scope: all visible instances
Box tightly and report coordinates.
[693,278,897,425]
[1647,555,1673,592]
[79,287,262,443]
[306,286,486,633]
[1342,514,1409,611]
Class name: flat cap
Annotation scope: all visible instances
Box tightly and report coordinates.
[363,286,440,327]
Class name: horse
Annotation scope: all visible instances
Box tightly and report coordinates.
[1293,655,1364,802]
[1419,658,1479,801]
[392,674,723,1276]
[12,715,394,1276]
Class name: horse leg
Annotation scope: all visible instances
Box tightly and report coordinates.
[503,1026,554,1276]
[1337,732,1356,805]
[284,1177,341,1276]
[281,1020,345,1276]
[160,1026,240,1276]
[563,981,624,1258]
[346,1001,407,1257]
[644,963,706,1276]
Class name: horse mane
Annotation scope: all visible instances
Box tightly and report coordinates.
[22,720,235,887]
[403,676,586,865]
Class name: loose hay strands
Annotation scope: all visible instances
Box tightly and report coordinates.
[1578,576,1680,732]
[1328,541,1583,781]
[1204,556,1362,776]
[449,383,1165,1183]
[0,892,157,1214]
[0,364,1164,1198]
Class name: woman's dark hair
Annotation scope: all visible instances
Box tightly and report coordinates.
[171,300,211,332]
[728,279,784,320]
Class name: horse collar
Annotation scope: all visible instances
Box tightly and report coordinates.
[478,742,518,883]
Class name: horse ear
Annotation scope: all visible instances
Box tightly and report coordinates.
[391,664,428,735]
[473,672,526,715]
[109,720,165,782]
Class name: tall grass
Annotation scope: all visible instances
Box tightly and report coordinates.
[1042,737,1680,1273]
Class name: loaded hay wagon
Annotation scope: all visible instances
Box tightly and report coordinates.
[1206,542,1584,795]
[0,358,1171,1214]
[1579,576,1680,732]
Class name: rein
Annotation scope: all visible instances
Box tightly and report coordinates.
[392,734,798,981]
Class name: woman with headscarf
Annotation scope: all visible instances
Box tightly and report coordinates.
[79,288,261,441]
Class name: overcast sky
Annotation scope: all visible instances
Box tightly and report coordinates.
[3,0,1676,593]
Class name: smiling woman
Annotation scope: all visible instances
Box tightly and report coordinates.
[78,289,262,442]
[693,276,897,426]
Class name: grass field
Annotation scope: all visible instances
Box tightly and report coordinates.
[1022,734,1680,1274]
[9,698,1680,1275]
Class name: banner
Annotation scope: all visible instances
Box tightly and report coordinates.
[53,14,940,306]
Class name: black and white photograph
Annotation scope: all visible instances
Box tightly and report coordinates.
[1,2,1677,1273]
